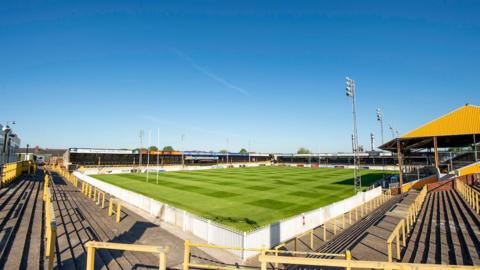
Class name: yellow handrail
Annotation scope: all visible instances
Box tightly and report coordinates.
[183,240,350,270]
[286,193,391,250]
[258,253,479,270]
[108,198,122,223]
[0,160,34,186]
[43,176,57,270]
[52,166,121,223]
[85,241,169,270]
[386,185,427,262]
[455,179,480,215]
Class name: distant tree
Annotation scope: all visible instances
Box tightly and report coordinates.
[163,146,175,151]
[448,147,468,153]
[219,149,228,153]
[149,146,158,151]
[239,148,248,154]
[297,147,311,154]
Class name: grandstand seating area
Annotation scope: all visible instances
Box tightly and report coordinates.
[0,171,43,269]
[402,188,480,265]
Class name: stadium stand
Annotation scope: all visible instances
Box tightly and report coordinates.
[402,186,480,265]
[64,148,271,168]
[0,164,43,269]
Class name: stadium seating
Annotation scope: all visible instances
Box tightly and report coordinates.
[402,189,480,265]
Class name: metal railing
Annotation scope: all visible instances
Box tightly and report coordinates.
[278,192,392,252]
[183,241,351,270]
[455,179,480,215]
[0,160,34,187]
[85,241,169,270]
[43,174,57,270]
[386,185,427,262]
[258,252,479,270]
[108,198,122,223]
[52,166,120,223]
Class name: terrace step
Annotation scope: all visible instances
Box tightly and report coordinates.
[401,189,480,265]
[283,192,411,270]
[52,170,217,269]
[50,171,158,269]
[0,172,43,269]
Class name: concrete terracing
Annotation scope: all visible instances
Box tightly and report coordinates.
[402,189,480,265]
[0,171,43,269]
[49,170,220,269]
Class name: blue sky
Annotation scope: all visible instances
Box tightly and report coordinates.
[1,1,479,153]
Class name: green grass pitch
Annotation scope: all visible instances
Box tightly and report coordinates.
[93,166,390,231]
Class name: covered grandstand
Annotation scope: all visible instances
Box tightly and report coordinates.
[380,104,480,187]
[63,148,271,168]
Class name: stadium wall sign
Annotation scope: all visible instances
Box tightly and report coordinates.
[74,171,382,260]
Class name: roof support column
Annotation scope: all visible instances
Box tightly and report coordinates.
[433,136,439,170]
[474,134,478,162]
[396,139,404,192]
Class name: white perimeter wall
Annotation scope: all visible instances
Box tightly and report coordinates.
[74,172,381,259]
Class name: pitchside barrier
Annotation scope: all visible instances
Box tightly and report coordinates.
[73,171,383,260]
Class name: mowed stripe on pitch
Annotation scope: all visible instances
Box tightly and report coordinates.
[93,166,389,231]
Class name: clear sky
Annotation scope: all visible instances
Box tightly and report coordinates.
[1,1,479,153]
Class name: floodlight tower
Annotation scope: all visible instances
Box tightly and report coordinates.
[376,108,384,146]
[370,133,375,151]
[345,77,361,193]
[389,124,396,139]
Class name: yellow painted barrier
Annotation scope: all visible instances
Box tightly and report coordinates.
[457,162,480,176]
[294,229,314,250]
[286,193,391,251]
[455,179,480,215]
[386,185,427,262]
[43,186,57,270]
[108,198,122,223]
[53,166,113,219]
[258,253,479,270]
[85,241,169,270]
[387,219,406,262]
[93,187,106,208]
[0,160,33,186]
[401,175,438,193]
[183,241,349,270]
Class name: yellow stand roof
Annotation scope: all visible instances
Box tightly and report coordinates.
[402,104,480,139]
